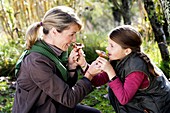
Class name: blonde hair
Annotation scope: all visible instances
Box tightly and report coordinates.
[25,6,82,49]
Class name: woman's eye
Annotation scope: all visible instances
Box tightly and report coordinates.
[110,44,113,48]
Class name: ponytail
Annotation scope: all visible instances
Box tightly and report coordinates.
[137,52,159,76]
[25,22,41,49]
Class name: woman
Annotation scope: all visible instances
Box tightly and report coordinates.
[86,25,170,113]
[12,6,100,113]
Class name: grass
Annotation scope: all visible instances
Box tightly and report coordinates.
[80,85,115,113]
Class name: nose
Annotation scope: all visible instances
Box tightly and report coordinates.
[106,46,109,51]
[71,35,76,42]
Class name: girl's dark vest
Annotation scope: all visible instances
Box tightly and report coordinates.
[108,52,170,113]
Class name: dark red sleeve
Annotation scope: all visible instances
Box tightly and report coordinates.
[108,71,149,105]
[91,72,109,87]
[81,65,109,87]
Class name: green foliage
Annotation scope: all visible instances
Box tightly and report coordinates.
[77,31,108,63]
[80,85,115,113]
[77,0,114,32]
[160,61,170,78]
[142,40,161,64]
[142,40,170,78]
[0,77,14,113]
[0,37,24,76]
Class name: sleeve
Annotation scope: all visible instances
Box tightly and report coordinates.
[80,65,109,87]
[108,71,147,105]
[66,71,78,87]
[29,55,93,108]
[91,72,109,87]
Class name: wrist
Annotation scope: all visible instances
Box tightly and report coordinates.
[81,62,87,68]
[84,71,93,81]
[110,75,117,80]
[68,69,76,72]
[107,69,116,80]
[68,64,77,70]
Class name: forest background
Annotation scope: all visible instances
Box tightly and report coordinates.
[0,0,170,113]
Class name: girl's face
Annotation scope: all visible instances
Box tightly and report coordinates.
[53,24,80,51]
[106,38,129,60]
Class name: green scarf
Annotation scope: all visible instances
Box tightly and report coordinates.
[15,40,68,81]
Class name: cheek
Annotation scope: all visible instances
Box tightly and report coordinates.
[110,50,122,59]
[65,36,72,42]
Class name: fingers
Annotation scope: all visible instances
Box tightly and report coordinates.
[72,56,78,62]
[78,49,86,57]
[70,48,87,67]
[97,56,107,62]
[90,61,101,69]
[69,49,78,64]
[94,57,109,70]
[88,62,102,75]
[96,57,107,65]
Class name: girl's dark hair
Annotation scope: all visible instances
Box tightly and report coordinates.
[109,25,158,76]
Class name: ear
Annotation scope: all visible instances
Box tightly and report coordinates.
[51,27,58,35]
[124,48,132,55]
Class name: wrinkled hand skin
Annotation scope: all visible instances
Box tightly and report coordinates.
[87,60,102,77]
[69,43,86,68]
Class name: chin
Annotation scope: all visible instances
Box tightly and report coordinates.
[109,57,114,60]
[63,48,68,51]
[110,57,118,61]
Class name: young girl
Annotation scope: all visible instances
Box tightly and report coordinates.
[85,25,170,113]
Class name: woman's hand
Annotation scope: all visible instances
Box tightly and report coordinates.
[68,48,79,69]
[88,60,102,76]
[95,57,116,80]
[68,47,86,69]
[76,48,86,67]
[84,60,102,80]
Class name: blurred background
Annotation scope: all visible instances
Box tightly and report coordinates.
[0,0,169,112]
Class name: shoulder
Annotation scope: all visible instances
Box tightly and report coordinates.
[125,53,149,75]
[23,52,55,68]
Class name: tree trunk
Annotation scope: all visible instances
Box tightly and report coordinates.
[143,0,169,61]
[109,0,121,26]
[163,18,170,42]
[111,7,121,26]
[159,0,170,41]
[159,0,170,35]
[121,0,131,25]
[109,0,132,26]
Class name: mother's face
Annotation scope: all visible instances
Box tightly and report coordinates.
[52,24,80,51]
